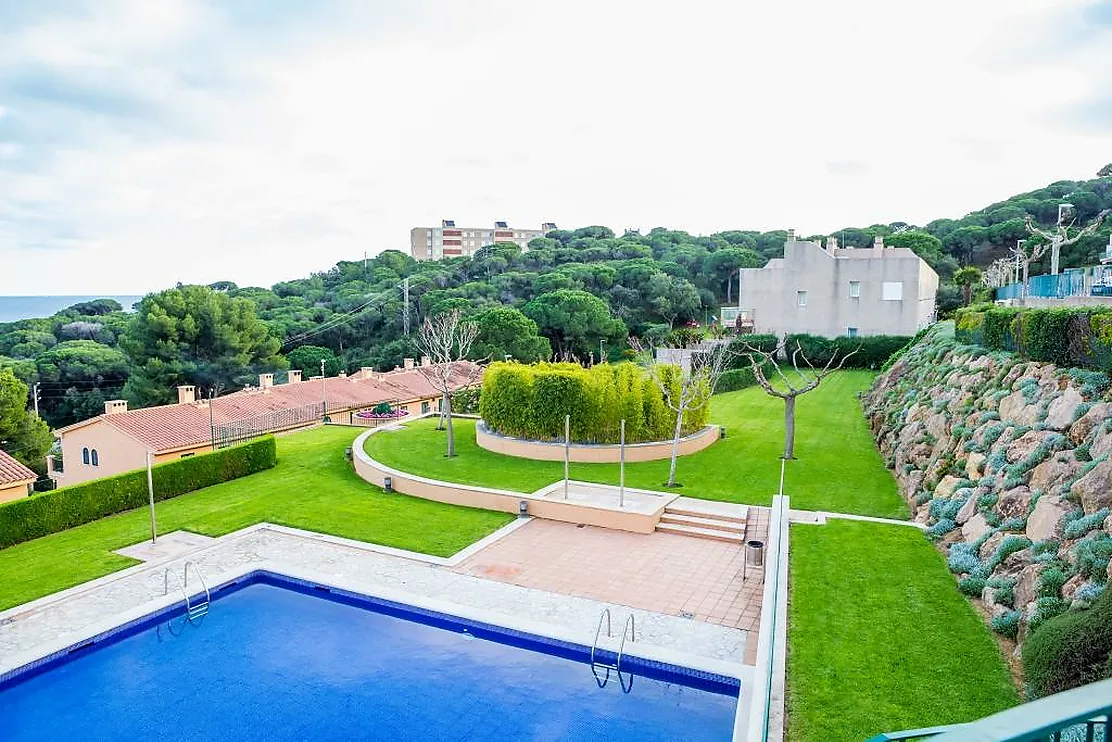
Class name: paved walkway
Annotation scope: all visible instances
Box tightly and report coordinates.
[455,508,769,663]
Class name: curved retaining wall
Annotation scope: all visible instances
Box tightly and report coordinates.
[352,428,668,533]
[474,421,721,463]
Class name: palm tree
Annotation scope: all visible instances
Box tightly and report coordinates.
[953,266,983,306]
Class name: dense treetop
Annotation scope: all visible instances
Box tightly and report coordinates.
[0,170,1109,429]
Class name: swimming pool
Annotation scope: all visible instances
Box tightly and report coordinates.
[0,572,739,740]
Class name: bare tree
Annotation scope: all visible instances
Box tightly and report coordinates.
[414,309,482,458]
[1025,208,1111,276]
[633,339,732,487]
[741,339,857,460]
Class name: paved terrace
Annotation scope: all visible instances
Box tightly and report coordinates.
[0,520,760,680]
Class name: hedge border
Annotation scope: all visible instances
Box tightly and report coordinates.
[955,305,1112,373]
[0,436,277,549]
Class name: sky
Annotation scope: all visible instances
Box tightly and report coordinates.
[1,0,1111,295]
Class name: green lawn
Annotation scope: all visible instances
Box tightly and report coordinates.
[788,520,1018,742]
[367,370,907,518]
[0,426,513,612]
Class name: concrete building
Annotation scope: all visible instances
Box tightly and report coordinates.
[48,360,481,487]
[410,220,557,260]
[735,232,938,337]
[0,450,36,503]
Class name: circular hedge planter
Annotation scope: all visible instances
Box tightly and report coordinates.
[474,420,720,464]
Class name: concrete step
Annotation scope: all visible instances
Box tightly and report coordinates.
[664,497,748,524]
[655,522,746,543]
[659,512,746,534]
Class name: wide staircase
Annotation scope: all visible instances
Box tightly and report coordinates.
[655,497,748,543]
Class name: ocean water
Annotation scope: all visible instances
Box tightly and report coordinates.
[0,295,143,324]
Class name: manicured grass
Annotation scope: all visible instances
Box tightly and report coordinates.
[367,370,907,518]
[0,426,513,612]
[788,520,1018,742]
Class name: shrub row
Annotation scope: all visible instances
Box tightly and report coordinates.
[1022,583,1112,697]
[479,361,707,444]
[955,304,1112,372]
[0,436,277,549]
[783,334,913,370]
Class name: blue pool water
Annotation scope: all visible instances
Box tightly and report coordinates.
[0,575,738,741]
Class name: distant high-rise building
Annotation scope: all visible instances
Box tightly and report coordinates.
[409,220,556,260]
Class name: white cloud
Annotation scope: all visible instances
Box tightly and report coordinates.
[1,0,1111,294]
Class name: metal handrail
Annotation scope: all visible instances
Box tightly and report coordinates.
[183,561,211,606]
[163,566,192,611]
[615,613,635,670]
[590,608,612,668]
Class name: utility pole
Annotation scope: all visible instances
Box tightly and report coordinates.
[32,382,39,417]
[364,250,368,275]
[321,358,327,419]
[208,388,216,450]
[403,277,411,335]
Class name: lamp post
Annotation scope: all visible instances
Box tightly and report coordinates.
[599,339,605,364]
[563,414,570,500]
[146,452,158,545]
[321,358,327,420]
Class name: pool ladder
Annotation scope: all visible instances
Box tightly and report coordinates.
[163,561,211,625]
[590,608,635,693]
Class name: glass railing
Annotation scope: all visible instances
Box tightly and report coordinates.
[868,677,1111,741]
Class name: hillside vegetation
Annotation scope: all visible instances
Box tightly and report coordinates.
[1,170,1110,451]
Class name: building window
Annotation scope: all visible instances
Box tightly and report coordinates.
[848,327,858,338]
[421,401,430,414]
[90,449,99,467]
[849,280,861,298]
[180,452,195,459]
[882,281,904,301]
[797,290,808,307]
[82,447,90,465]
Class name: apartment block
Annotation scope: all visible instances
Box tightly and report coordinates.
[734,232,938,337]
[410,220,557,260]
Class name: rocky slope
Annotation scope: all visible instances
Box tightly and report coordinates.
[863,324,1112,646]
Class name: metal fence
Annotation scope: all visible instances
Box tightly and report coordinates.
[212,401,326,448]
[997,266,1112,300]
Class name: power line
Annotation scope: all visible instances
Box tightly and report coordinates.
[280,287,402,349]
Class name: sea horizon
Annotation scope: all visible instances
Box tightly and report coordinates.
[0,295,145,324]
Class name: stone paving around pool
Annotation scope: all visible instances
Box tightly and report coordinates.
[455,510,769,664]
[0,520,758,681]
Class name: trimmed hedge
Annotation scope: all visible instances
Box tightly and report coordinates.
[784,334,913,370]
[955,305,1112,372]
[479,361,707,444]
[0,436,277,549]
[1022,585,1112,697]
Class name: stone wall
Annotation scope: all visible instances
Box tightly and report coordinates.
[863,324,1112,647]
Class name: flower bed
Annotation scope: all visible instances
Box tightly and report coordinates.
[354,408,409,420]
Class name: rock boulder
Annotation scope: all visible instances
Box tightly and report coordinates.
[1068,402,1110,445]
[962,512,991,543]
[1026,495,1069,542]
[1045,388,1084,430]
[1070,458,1112,515]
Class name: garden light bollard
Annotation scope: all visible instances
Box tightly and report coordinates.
[563,414,570,499]
[146,452,157,545]
[619,419,626,508]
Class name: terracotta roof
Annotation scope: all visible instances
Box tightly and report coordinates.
[0,450,36,486]
[58,362,483,454]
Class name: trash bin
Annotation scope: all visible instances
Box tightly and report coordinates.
[745,540,765,567]
[344,447,353,462]
[384,475,393,493]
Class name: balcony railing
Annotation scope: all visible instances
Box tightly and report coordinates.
[868,677,1111,741]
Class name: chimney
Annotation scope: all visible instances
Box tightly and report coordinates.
[825,236,838,252]
[873,235,885,255]
[403,357,415,370]
[259,373,274,389]
[338,371,347,379]
[177,385,196,405]
[360,367,375,379]
[287,369,302,384]
[104,399,128,415]
[421,356,431,367]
